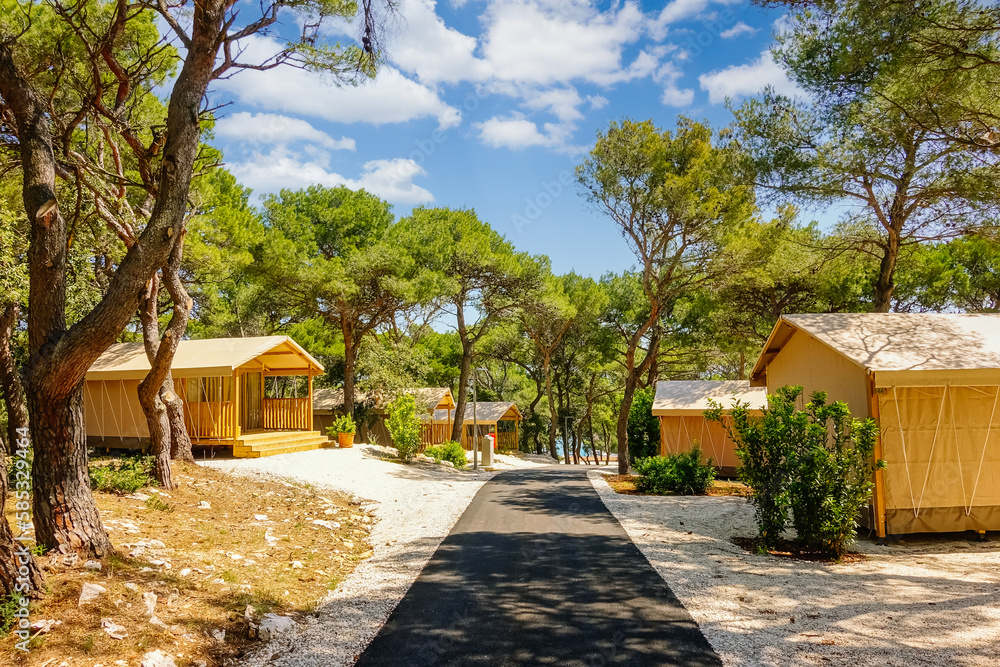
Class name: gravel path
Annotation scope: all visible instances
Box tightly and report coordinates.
[589,470,1000,667]
[202,446,546,666]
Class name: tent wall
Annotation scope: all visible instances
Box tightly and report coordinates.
[766,330,870,418]
[877,385,1000,534]
[658,415,740,475]
[85,379,149,448]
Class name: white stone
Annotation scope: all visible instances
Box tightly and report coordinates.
[127,493,151,501]
[79,582,107,606]
[198,501,211,509]
[139,649,176,667]
[290,561,303,569]
[125,583,139,592]
[84,560,102,571]
[311,519,341,530]
[257,614,296,641]
[226,552,242,561]
[254,514,268,521]
[101,618,128,640]
[440,460,455,468]
[179,568,192,577]
[142,592,157,616]
[30,619,61,633]
[210,628,226,642]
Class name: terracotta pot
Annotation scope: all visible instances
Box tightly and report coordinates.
[338,432,355,448]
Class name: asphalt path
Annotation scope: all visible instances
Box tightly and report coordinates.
[355,466,722,667]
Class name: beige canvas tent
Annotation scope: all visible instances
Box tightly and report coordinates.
[313,387,456,446]
[86,336,328,458]
[433,401,522,451]
[652,380,767,476]
[751,313,1000,536]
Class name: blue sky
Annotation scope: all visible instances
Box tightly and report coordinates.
[207,0,798,278]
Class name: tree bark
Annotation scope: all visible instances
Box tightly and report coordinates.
[0,424,43,597]
[543,354,560,461]
[873,238,900,313]
[165,377,193,461]
[138,243,192,490]
[451,303,473,444]
[0,303,29,455]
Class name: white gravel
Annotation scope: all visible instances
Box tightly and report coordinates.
[589,470,1000,667]
[202,445,547,665]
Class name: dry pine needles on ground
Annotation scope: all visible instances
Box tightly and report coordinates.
[2,461,373,666]
[604,473,748,497]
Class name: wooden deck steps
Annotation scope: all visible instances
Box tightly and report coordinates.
[196,430,332,458]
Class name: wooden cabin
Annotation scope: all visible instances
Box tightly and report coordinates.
[313,387,456,447]
[85,336,328,458]
[752,313,1000,537]
[433,401,522,451]
[652,380,766,477]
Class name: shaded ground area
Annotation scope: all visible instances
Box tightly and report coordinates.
[357,467,721,667]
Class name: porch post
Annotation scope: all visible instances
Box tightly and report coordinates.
[308,372,314,431]
[233,373,241,446]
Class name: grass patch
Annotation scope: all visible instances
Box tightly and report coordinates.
[89,456,157,495]
[3,460,374,665]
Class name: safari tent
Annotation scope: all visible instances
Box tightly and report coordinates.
[85,336,328,458]
[751,313,1000,537]
[433,401,522,451]
[313,387,456,446]
[652,380,767,476]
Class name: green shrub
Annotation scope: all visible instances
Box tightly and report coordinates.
[385,395,421,462]
[424,441,467,468]
[0,592,26,636]
[627,387,660,464]
[633,447,716,495]
[707,386,885,559]
[329,413,356,435]
[89,455,157,495]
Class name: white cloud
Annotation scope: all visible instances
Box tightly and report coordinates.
[229,148,434,204]
[522,88,584,122]
[215,112,355,151]
[587,95,609,110]
[720,21,758,39]
[649,0,741,39]
[481,0,645,87]
[698,51,801,104]
[474,113,575,150]
[662,86,695,106]
[390,0,487,84]
[213,36,461,130]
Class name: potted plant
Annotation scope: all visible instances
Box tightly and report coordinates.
[328,414,357,448]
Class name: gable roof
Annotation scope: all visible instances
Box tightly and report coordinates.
[433,401,522,424]
[652,380,767,416]
[313,387,454,413]
[86,336,324,381]
[751,313,1000,388]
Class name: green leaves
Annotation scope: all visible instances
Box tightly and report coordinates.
[708,386,884,559]
[385,394,422,462]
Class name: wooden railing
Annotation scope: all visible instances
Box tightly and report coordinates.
[419,423,450,448]
[496,431,518,451]
[264,397,310,430]
[184,401,234,440]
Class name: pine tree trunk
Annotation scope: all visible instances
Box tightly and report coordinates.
[0,303,29,455]
[451,334,473,444]
[164,373,193,461]
[138,380,174,490]
[29,385,113,557]
[0,427,43,597]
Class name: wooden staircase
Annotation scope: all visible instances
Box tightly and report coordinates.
[229,430,331,458]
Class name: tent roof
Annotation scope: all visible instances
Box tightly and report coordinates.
[313,387,454,413]
[433,401,522,424]
[652,380,767,416]
[86,336,323,381]
[751,313,1000,388]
